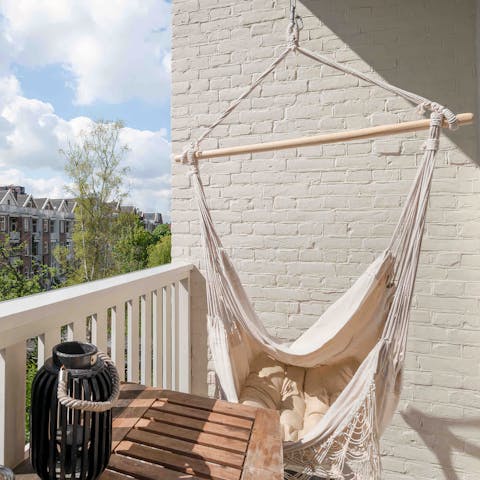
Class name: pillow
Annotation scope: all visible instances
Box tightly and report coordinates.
[239,353,285,410]
[301,383,329,439]
[280,365,306,442]
[300,358,359,439]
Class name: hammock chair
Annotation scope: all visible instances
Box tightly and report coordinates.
[175,4,472,479]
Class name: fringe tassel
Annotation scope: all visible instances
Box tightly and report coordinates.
[284,381,380,480]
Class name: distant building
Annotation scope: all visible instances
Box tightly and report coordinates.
[0,185,164,275]
[0,186,75,275]
[141,212,164,232]
[112,202,164,232]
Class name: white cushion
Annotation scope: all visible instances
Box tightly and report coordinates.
[239,353,285,410]
[239,354,359,441]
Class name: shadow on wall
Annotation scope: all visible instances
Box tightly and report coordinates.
[401,406,480,480]
[301,0,477,162]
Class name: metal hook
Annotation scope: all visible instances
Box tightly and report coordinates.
[296,14,304,31]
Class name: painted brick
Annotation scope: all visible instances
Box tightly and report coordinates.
[172,0,480,478]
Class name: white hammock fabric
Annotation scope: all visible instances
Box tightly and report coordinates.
[179,22,458,480]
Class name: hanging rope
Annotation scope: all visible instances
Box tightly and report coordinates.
[287,0,303,48]
[177,2,457,166]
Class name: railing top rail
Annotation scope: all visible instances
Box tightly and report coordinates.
[0,262,194,346]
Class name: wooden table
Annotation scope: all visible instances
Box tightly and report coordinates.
[16,384,283,480]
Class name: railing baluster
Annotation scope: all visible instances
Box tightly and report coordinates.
[162,285,172,389]
[38,329,61,367]
[66,323,74,341]
[127,298,140,383]
[0,342,26,467]
[73,319,87,342]
[92,311,108,354]
[172,282,179,391]
[111,305,125,382]
[178,277,191,393]
[152,290,163,388]
[140,294,152,386]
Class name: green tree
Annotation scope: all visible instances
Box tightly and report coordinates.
[52,244,77,285]
[147,232,171,267]
[113,212,155,273]
[152,223,170,240]
[61,121,129,282]
[0,238,56,300]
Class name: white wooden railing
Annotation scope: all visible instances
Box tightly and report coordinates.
[0,262,193,468]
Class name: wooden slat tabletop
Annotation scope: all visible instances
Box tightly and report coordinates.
[15,383,283,480]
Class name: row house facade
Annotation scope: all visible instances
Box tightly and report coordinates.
[0,186,165,276]
[0,186,75,276]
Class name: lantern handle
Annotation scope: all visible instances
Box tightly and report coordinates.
[57,351,120,412]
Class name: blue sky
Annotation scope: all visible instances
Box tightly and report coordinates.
[14,64,171,134]
[0,0,172,218]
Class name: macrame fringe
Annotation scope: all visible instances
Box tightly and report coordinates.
[284,380,380,480]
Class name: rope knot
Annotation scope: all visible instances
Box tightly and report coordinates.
[179,142,199,166]
[286,1,302,50]
[423,102,458,130]
[417,102,428,115]
[440,107,458,131]
[431,102,458,130]
[286,22,299,49]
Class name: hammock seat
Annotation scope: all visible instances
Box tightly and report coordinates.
[177,14,466,480]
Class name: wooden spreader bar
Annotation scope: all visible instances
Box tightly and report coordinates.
[175,112,474,162]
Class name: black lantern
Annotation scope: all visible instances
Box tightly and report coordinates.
[30,342,119,480]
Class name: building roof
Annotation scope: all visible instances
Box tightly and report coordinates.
[0,187,161,221]
[21,194,37,208]
[50,199,63,210]
[0,189,18,206]
[35,198,55,210]
[119,205,138,214]
[143,212,163,223]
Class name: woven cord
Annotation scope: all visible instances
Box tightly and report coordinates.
[57,351,120,412]
[383,112,443,365]
[178,13,457,162]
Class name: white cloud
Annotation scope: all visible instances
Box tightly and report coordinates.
[121,127,170,178]
[0,86,171,217]
[120,127,172,218]
[0,0,171,105]
[1,90,93,169]
[0,1,172,218]
[0,167,68,198]
[0,74,21,103]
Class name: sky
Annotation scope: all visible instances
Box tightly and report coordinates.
[0,0,172,220]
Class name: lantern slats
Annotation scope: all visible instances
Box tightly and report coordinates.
[31,342,114,480]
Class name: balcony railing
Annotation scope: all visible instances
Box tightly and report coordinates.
[8,232,20,243]
[0,262,193,468]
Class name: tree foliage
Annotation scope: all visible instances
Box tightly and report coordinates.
[147,233,171,267]
[62,121,129,282]
[152,223,170,239]
[0,238,56,301]
[60,119,172,284]
[114,214,172,273]
[114,212,153,273]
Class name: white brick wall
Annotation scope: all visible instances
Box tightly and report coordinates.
[172,1,480,478]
